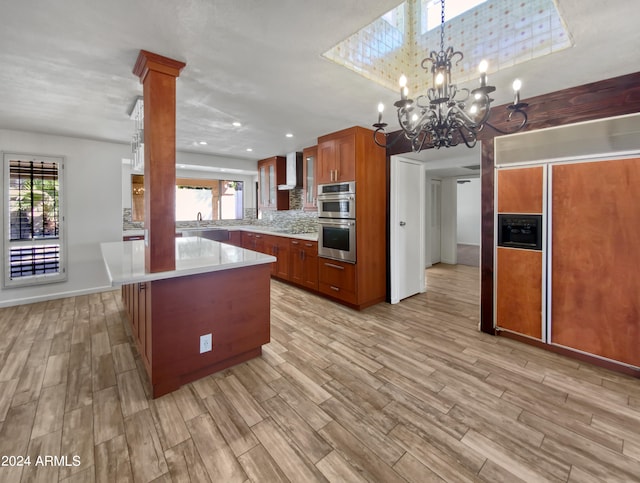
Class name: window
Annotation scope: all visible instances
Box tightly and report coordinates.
[176,179,244,221]
[420,0,487,34]
[131,175,244,222]
[4,153,66,287]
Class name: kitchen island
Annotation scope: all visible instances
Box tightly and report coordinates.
[101,237,275,397]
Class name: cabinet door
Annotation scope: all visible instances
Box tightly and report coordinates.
[241,231,256,250]
[317,140,335,184]
[551,158,640,367]
[302,242,318,290]
[259,164,268,208]
[289,240,304,285]
[497,166,544,214]
[224,231,242,247]
[302,146,317,210]
[144,282,151,366]
[274,237,290,280]
[334,134,356,182]
[268,162,276,206]
[495,248,543,339]
[253,233,266,253]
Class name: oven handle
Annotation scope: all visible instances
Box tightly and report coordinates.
[318,219,355,227]
[317,194,355,201]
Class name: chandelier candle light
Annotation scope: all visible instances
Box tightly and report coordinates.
[373,0,529,152]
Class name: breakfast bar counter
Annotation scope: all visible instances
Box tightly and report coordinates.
[101,237,275,397]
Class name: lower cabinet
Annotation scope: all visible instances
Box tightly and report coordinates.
[224,231,242,247]
[242,231,266,252]
[241,232,367,307]
[318,257,357,304]
[262,235,290,280]
[272,236,290,280]
[289,240,318,290]
[122,282,151,370]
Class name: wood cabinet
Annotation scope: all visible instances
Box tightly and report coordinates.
[264,235,290,280]
[224,231,242,247]
[241,231,317,289]
[317,132,356,184]
[122,263,271,397]
[316,126,387,309]
[302,145,318,210]
[258,156,289,211]
[289,239,318,290]
[122,281,151,370]
[241,231,266,252]
[318,257,357,304]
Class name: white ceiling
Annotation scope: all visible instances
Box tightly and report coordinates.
[0,0,639,172]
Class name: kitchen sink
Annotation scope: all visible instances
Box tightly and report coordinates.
[181,228,230,242]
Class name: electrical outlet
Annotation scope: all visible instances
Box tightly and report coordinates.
[200,333,212,353]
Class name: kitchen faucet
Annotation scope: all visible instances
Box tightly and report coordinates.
[196,212,202,226]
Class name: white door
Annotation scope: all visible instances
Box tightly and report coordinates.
[431,179,442,264]
[391,157,425,304]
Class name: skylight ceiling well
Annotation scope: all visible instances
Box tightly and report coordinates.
[323,0,572,93]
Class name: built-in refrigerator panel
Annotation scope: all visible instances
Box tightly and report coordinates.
[494,113,640,369]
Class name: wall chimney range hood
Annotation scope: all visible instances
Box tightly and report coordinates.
[278,151,303,190]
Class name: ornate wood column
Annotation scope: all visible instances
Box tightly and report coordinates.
[133,50,186,272]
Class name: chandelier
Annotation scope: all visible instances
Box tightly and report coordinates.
[373,0,528,152]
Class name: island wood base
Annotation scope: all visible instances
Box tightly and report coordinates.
[122,263,271,397]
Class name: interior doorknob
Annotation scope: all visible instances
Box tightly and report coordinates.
[399,221,406,226]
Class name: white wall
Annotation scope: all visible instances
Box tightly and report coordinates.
[440,177,457,264]
[0,129,127,306]
[456,178,481,245]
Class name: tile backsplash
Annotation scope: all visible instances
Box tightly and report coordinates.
[123,199,318,234]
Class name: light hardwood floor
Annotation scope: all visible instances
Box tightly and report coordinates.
[0,264,639,482]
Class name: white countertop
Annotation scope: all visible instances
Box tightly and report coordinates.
[123,225,318,242]
[101,236,276,285]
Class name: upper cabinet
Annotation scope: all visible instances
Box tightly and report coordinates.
[258,156,289,211]
[317,131,356,184]
[302,145,317,210]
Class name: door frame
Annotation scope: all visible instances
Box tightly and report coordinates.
[390,156,425,304]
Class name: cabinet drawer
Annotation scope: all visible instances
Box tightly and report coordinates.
[318,258,355,292]
[319,282,356,304]
[290,239,318,254]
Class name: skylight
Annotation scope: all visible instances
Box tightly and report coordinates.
[323,0,572,92]
[421,0,487,33]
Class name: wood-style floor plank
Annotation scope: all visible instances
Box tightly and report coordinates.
[0,265,638,482]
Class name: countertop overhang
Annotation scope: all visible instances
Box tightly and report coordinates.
[101,236,276,285]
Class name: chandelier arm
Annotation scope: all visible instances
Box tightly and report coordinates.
[483,107,529,135]
[448,103,490,131]
[373,126,408,149]
[457,128,478,148]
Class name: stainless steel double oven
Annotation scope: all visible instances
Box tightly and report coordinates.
[317,181,356,263]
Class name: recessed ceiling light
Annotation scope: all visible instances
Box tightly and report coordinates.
[232,122,242,127]
[246,148,253,152]
[198,141,207,145]
[285,133,293,138]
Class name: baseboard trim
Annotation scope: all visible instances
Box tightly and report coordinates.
[0,285,115,308]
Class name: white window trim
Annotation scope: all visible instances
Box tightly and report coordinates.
[3,152,67,288]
